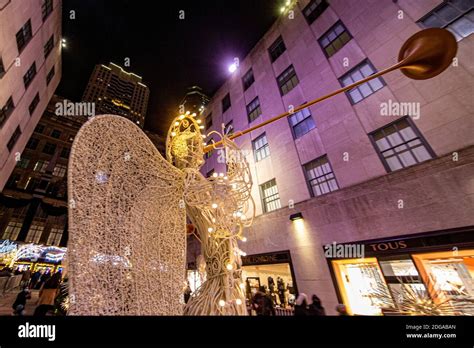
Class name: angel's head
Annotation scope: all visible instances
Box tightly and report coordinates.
[165,112,204,170]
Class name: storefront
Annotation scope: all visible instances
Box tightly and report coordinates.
[327,227,474,316]
[241,250,298,308]
[0,239,66,273]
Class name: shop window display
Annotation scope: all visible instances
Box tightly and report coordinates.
[241,263,296,310]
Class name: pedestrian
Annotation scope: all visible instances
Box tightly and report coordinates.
[12,287,31,316]
[184,283,192,304]
[308,294,326,316]
[29,270,41,289]
[336,303,349,316]
[294,293,309,316]
[36,270,50,290]
[0,267,13,277]
[252,286,275,316]
[37,272,61,307]
[21,268,31,288]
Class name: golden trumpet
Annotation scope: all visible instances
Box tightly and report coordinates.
[203,28,457,153]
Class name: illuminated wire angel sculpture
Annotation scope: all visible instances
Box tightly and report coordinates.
[67,28,457,316]
[67,112,253,315]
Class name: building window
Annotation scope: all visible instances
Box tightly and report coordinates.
[23,62,37,89]
[7,126,21,152]
[370,117,434,172]
[0,96,15,127]
[60,147,70,159]
[34,160,49,173]
[268,36,286,63]
[260,179,281,213]
[303,0,329,25]
[50,129,61,139]
[42,0,54,21]
[16,157,30,169]
[35,124,45,134]
[44,34,54,58]
[339,60,385,104]
[206,169,215,178]
[25,225,44,244]
[0,57,5,77]
[47,227,63,246]
[29,93,40,116]
[277,65,299,96]
[246,97,262,123]
[252,133,270,162]
[205,113,213,129]
[53,164,67,177]
[42,142,57,155]
[16,19,33,53]
[304,155,339,197]
[2,221,23,240]
[46,66,55,85]
[205,139,214,159]
[26,137,40,150]
[419,0,473,41]
[319,21,352,57]
[289,107,316,139]
[222,93,231,113]
[224,121,234,135]
[242,68,255,90]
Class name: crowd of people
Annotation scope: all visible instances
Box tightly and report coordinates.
[0,266,64,316]
[250,286,349,316]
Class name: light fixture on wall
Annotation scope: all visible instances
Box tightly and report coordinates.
[289,212,303,221]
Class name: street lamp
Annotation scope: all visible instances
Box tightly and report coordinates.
[61,38,67,48]
[228,63,237,73]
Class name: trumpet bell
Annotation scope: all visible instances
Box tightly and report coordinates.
[398,28,457,80]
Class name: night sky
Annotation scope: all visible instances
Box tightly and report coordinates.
[57,0,278,136]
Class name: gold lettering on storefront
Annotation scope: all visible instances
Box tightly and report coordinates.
[368,241,407,252]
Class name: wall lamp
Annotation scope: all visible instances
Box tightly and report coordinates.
[289,212,303,221]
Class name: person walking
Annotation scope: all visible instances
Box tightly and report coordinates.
[252,286,275,316]
[12,287,31,316]
[29,270,41,289]
[21,268,31,288]
[36,272,61,308]
[308,294,326,316]
[294,293,309,316]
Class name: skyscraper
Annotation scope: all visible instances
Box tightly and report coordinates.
[0,0,62,191]
[82,62,150,127]
[179,85,209,116]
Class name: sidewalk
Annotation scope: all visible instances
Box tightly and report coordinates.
[0,289,40,316]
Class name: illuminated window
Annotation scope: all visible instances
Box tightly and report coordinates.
[47,227,63,246]
[289,107,315,138]
[246,97,262,123]
[252,133,270,162]
[370,117,434,172]
[260,179,281,213]
[2,221,23,240]
[304,155,338,197]
[277,65,299,96]
[339,60,385,104]
[25,225,44,244]
[53,164,67,177]
[34,160,49,173]
[419,0,473,41]
[318,21,351,57]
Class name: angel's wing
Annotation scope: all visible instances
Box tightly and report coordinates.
[67,115,186,315]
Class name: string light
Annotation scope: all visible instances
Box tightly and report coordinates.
[242,237,247,242]
[212,173,218,178]
[226,263,233,270]
[208,227,213,233]
[219,300,226,307]
[211,203,218,209]
[236,299,242,305]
